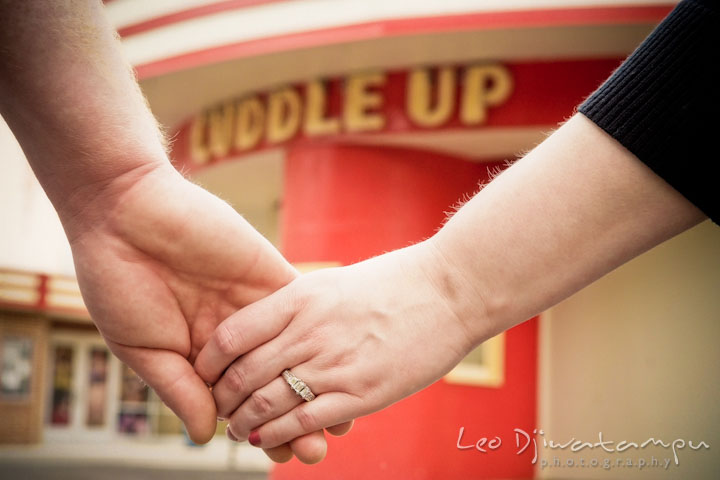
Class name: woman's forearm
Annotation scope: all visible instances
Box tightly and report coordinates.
[431,113,706,345]
[0,0,168,226]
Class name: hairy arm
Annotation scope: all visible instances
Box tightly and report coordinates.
[0,0,166,228]
[431,113,706,343]
[0,0,348,461]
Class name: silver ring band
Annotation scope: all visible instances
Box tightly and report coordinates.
[282,369,316,402]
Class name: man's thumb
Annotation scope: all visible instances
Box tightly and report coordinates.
[110,343,217,444]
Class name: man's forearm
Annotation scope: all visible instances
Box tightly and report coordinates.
[430,114,706,344]
[0,0,168,225]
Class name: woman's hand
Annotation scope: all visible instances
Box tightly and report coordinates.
[67,163,350,462]
[194,240,489,449]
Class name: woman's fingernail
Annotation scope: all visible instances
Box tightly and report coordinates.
[248,430,261,446]
[226,425,239,442]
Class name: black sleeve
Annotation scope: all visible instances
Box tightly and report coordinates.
[578,0,718,223]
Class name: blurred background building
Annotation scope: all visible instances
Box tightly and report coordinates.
[1,0,718,479]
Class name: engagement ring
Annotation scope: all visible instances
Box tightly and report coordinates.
[282,369,316,402]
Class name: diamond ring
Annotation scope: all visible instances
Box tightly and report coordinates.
[282,369,316,402]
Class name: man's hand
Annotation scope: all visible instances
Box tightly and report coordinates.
[0,0,351,462]
[65,163,349,460]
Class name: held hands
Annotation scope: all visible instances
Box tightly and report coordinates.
[65,160,482,459]
[195,241,487,449]
[65,163,349,463]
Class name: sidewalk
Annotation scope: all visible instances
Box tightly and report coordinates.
[0,436,272,477]
[0,462,268,480]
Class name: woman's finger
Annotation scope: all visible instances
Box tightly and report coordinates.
[225,425,294,463]
[225,360,336,440]
[227,375,304,441]
[238,426,330,465]
[245,392,363,449]
[211,338,311,418]
[194,287,297,384]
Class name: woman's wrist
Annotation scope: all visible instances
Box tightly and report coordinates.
[419,237,495,349]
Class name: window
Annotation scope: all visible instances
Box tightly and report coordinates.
[444,333,505,387]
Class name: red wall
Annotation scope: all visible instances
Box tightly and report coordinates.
[276,144,538,479]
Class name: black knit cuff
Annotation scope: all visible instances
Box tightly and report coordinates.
[579,0,718,223]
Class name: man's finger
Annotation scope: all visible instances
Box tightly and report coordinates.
[194,287,297,384]
[109,341,217,444]
[289,430,328,464]
[326,420,354,437]
[262,445,294,463]
[261,431,328,464]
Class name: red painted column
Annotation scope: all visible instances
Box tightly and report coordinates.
[275,143,537,480]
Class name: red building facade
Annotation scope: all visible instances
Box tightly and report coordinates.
[1,1,678,478]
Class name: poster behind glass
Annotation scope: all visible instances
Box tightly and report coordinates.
[118,364,149,434]
[50,345,74,425]
[86,347,109,427]
[0,336,34,400]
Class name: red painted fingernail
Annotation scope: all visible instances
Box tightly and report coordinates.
[226,426,239,442]
[248,430,261,446]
